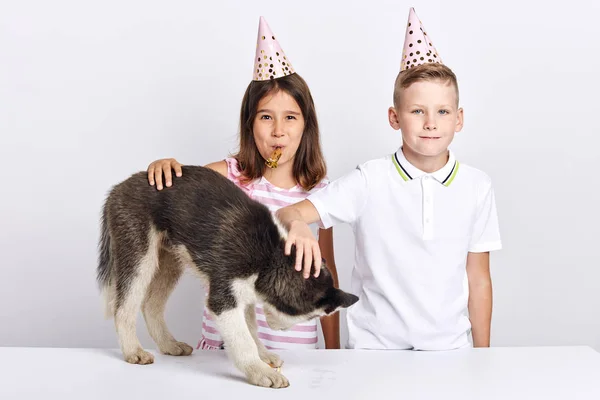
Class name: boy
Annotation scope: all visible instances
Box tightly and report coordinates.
[276,8,501,350]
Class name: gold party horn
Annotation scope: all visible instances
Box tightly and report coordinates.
[265,147,282,168]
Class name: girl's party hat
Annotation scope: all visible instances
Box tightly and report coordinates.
[253,17,296,81]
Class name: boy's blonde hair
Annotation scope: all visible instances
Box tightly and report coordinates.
[393,63,459,108]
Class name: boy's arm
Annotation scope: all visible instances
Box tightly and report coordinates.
[276,200,323,278]
[277,165,369,279]
[317,228,340,349]
[277,198,321,227]
[466,251,493,347]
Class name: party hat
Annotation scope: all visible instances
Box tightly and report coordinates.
[253,17,295,81]
[401,8,442,71]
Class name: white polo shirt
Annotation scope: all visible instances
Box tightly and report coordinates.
[308,148,502,350]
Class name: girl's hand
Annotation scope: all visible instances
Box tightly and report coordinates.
[147,158,182,190]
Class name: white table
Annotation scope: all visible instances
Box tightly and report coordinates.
[1,346,599,399]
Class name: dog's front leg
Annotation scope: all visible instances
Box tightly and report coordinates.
[245,305,283,368]
[213,307,289,388]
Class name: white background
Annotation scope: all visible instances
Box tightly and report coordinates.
[1,0,599,351]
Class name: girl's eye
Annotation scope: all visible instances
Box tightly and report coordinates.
[260,115,272,120]
[286,115,297,120]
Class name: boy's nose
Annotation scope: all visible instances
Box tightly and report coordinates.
[424,121,437,131]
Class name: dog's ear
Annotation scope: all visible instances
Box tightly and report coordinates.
[320,288,359,315]
[335,289,359,310]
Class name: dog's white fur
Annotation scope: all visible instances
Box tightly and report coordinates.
[271,213,289,241]
[208,275,328,388]
[263,304,325,331]
[100,166,359,389]
[209,276,289,388]
[105,227,313,388]
[114,228,163,364]
[101,284,117,319]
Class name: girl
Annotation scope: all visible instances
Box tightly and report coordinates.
[147,17,340,350]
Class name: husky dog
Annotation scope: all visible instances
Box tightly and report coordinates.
[97,166,358,388]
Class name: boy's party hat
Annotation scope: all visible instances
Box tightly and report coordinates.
[401,8,442,71]
[253,17,295,81]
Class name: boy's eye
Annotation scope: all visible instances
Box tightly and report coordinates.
[439,110,450,115]
[412,109,424,115]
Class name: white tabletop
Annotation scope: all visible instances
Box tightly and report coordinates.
[1,346,599,399]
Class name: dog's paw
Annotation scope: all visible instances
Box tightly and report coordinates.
[124,349,154,365]
[160,341,194,356]
[246,363,290,388]
[259,350,283,368]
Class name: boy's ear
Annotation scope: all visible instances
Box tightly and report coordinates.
[388,106,401,130]
[455,107,464,133]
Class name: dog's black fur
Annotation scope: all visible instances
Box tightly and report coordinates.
[99,166,355,315]
[97,165,358,388]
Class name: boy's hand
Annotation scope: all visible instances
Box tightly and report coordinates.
[147,158,182,190]
[284,220,321,278]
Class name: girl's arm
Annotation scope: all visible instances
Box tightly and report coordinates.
[147,159,228,190]
[318,227,341,349]
[203,160,228,177]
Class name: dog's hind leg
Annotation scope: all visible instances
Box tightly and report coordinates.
[142,249,193,356]
[114,228,162,365]
[244,305,283,368]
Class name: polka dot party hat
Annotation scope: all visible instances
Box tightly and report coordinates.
[401,8,442,71]
[253,16,295,81]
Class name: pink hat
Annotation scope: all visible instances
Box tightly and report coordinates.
[401,8,442,71]
[253,17,295,81]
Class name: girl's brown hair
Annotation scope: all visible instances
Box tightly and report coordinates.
[233,73,326,191]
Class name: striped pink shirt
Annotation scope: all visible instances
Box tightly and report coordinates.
[198,157,329,351]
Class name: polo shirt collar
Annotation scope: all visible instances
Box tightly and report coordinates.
[392,147,459,186]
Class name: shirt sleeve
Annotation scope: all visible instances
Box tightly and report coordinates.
[307,165,369,229]
[469,177,502,253]
[224,157,252,196]
[311,178,330,233]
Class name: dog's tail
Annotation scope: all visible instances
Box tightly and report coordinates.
[97,203,116,319]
